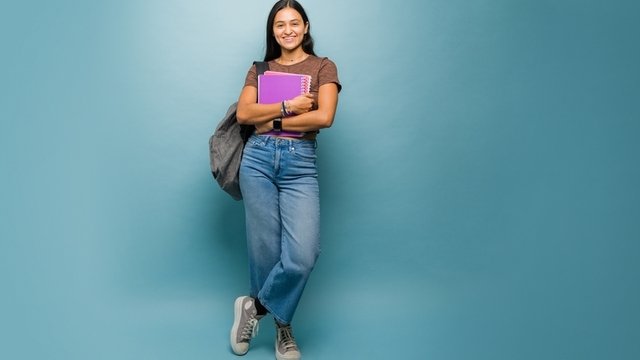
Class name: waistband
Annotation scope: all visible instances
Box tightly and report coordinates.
[251,134,317,147]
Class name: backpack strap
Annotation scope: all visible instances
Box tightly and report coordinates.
[240,61,269,143]
[253,61,269,76]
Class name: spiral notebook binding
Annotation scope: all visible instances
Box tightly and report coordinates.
[300,76,311,94]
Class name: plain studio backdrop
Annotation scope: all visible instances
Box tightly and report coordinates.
[1,0,638,359]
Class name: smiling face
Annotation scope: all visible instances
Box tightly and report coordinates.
[272,7,309,52]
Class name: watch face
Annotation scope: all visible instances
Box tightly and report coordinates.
[274,119,282,130]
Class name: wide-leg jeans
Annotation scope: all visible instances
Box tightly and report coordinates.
[239,135,320,324]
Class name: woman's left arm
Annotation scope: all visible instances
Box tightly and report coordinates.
[255,82,339,133]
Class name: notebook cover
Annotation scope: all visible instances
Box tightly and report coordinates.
[264,71,310,78]
[258,74,310,104]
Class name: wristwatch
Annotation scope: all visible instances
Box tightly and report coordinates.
[273,118,282,132]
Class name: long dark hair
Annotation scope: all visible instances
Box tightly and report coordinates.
[264,0,316,61]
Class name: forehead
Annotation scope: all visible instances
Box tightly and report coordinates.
[274,7,303,22]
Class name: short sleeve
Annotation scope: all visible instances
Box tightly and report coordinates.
[243,64,258,88]
[318,58,342,92]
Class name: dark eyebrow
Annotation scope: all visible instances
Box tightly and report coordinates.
[274,19,302,24]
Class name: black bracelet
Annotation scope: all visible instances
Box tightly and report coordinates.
[280,101,287,118]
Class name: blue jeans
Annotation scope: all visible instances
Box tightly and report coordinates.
[239,135,321,324]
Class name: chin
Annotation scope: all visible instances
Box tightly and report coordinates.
[279,41,301,49]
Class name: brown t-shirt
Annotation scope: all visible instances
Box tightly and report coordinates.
[243,55,342,98]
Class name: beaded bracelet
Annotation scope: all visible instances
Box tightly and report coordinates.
[280,101,287,118]
[281,100,295,117]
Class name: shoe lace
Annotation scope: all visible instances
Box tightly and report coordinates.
[240,316,259,341]
[277,324,299,352]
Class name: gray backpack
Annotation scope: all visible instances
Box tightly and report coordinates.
[209,61,268,200]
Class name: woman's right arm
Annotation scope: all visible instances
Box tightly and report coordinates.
[236,86,282,125]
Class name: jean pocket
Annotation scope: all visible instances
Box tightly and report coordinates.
[291,146,317,162]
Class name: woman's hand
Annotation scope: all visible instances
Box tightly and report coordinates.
[287,93,315,115]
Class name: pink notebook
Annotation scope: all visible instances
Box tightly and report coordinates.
[257,72,311,138]
[258,74,311,104]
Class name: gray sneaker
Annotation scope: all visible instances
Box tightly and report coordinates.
[275,322,301,360]
[230,296,262,355]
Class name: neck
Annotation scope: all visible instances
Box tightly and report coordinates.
[278,49,308,64]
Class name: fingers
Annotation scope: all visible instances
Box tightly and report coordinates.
[290,97,313,114]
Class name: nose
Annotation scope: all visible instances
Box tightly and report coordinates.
[284,25,294,34]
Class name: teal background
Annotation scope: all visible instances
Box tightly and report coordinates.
[1,0,639,359]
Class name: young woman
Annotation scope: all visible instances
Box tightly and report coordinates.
[229,1,341,359]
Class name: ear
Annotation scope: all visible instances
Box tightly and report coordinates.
[305,22,309,34]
